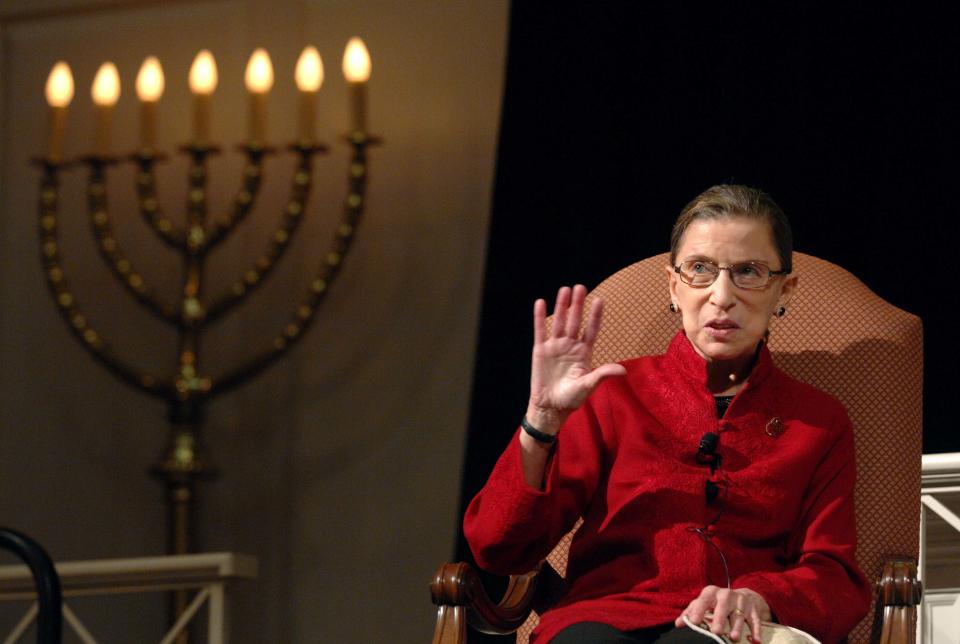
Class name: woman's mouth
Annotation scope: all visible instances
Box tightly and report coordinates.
[704,319,740,338]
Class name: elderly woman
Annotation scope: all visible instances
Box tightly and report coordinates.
[463,185,872,644]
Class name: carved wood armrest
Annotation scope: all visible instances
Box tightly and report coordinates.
[431,562,541,644]
[877,559,922,644]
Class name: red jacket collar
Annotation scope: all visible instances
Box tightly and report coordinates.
[665,329,775,393]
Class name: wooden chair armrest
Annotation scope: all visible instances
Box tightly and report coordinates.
[431,562,541,643]
[876,559,922,644]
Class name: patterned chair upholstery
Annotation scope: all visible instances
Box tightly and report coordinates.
[433,252,923,644]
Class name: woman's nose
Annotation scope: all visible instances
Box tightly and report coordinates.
[708,270,737,309]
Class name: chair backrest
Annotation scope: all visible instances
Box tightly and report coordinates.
[517,252,922,644]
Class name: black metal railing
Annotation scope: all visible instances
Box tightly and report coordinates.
[0,527,62,644]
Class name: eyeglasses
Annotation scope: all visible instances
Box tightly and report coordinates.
[674,259,790,290]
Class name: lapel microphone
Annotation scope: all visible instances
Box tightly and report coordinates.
[696,431,721,474]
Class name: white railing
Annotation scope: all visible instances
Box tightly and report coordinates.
[920,453,960,644]
[0,552,256,644]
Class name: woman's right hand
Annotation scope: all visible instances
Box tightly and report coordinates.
[525,284,627,436]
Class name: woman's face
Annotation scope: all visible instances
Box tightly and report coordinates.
[667,216,797,365]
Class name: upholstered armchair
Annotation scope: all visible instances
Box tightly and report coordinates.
[432,252,923,644]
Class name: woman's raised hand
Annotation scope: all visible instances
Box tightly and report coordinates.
[526,285,627,436]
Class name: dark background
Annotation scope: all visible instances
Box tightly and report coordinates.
[454,3,958,630]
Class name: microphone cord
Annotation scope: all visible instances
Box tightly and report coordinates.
[687,526,731,589]
[687,471,732,588]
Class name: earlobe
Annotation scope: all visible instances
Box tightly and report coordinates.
[770,275,797,321]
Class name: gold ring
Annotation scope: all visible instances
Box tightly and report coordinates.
[733,608,745,617]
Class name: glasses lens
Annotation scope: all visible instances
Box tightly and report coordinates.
[729,262,769,289]
[679,260,717,286]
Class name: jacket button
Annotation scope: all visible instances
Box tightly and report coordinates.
[705,525,717,536]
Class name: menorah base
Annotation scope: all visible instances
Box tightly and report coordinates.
[151,413,218,644]
[151,401,218,551]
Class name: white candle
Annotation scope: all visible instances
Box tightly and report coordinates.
[189,50,218,144]
[91,62,120,156]
[342,37,371,133]
[136,55,165,149]
[44,61,74,160]
[295,46,324,142]
[244,48,274,143]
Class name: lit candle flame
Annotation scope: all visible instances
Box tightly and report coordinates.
[45,61,75,108]
[189,50,218,95]
[342,37,371,83]
[295,46,324,92]
[245,48,274,93]
[136,56,165,102]
[91,62,120,107]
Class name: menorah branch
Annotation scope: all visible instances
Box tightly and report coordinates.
[36,160,172,399]
[133,152,186,249]
[205,143,325,323]
[209,135,379,397]
[205,145,272,250]
[85,158,181,325]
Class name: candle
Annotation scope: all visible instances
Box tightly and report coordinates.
[295,46,324,142]
[44,61,74,161]
[342,37,371,133]
[244,48,273,143]
[91,62,120,156]
[135,55,164,149]
[189,50,217,144]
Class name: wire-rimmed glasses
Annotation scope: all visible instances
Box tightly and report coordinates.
[674,259,790,290]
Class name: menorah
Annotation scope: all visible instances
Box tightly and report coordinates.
[35,41,379,564]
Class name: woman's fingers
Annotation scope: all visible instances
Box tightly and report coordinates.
[710,589,732,635]
[582,297,604,346]
[550,285,591,339]
[532,298,547,346]
[676,587,768,644]
[748,605,763,644]
[539,285,592,341]
[679,585,714,628]
[732,598,762,643]
[565,284,587,337]
[728,594,747,641]
[551,286,571,338]
[729,613,745,642]
[738,588,769,643]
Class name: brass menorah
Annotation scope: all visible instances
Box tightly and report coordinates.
[34,43,379,567]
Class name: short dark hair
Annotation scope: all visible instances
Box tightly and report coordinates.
[669,185,793,273]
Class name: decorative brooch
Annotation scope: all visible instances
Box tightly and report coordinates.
[765,416,785,437]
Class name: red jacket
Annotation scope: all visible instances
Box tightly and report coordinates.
[464,331,872,643]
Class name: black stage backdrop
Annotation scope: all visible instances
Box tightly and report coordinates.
[454,3,959,629]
